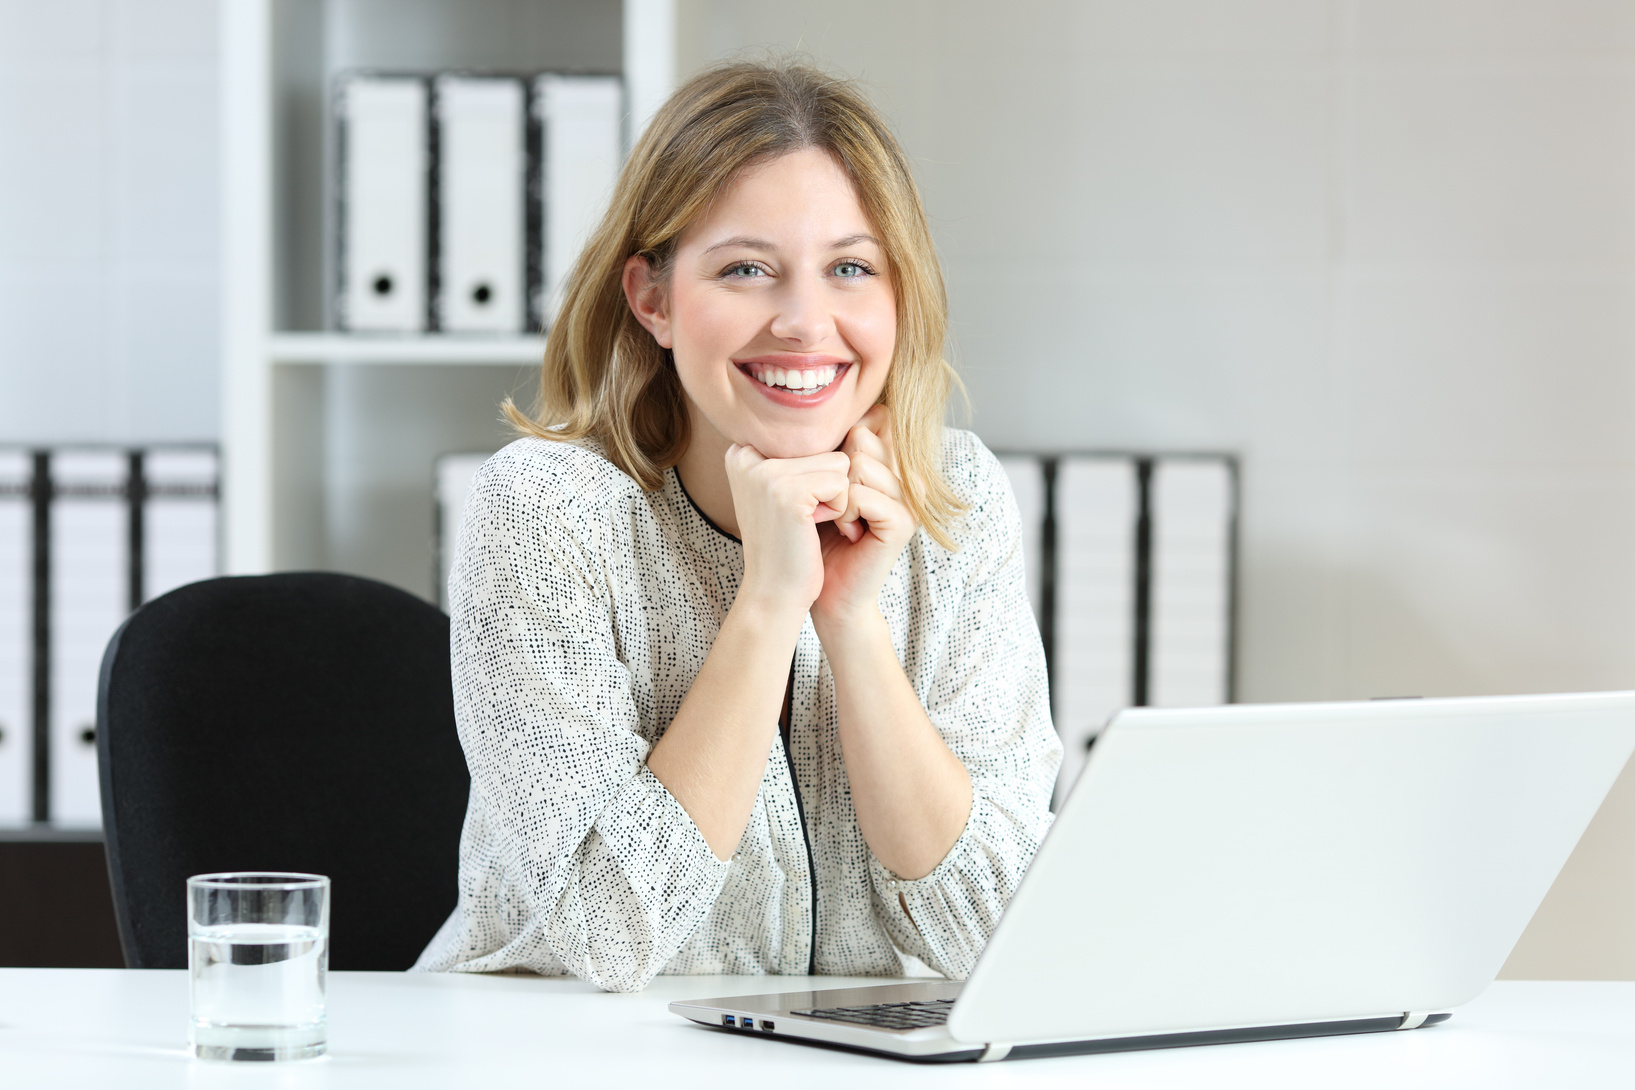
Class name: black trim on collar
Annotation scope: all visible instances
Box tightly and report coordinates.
[671,465,742,545]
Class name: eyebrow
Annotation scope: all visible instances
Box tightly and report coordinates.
[701,233,881,255]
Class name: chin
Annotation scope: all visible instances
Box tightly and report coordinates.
[741,421,850,459]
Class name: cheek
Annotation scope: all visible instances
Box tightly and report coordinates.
[667,285,740,394]
[672,281,761,353]
[848,297,897,397]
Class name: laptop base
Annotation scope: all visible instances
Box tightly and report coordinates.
[679,1003,1452,1064]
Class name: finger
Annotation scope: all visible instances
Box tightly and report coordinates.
[858,402,891,439]
[835,448,903,532]
[842,423,889,466]
[782,469,850,522]
[856,404,895,465]
[846,483,914,541]
[725,443,765,472]
[833,464,868,536]
[846,450,903,503]
[788,450,852,476]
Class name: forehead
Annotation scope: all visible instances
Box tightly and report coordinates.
[682,147,877,246]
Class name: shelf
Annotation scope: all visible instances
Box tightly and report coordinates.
[0,826,102,843]
[267,333,545,366]
[223,0,673,577]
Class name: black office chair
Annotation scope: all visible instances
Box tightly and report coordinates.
[96,572,470,970]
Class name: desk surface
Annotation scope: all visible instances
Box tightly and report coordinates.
[1,970,1631,1088]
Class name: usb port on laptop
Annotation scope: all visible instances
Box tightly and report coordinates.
[722,1015,735,1027]
[742,1018,754,1029]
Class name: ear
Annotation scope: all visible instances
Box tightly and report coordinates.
[622,255,674,350]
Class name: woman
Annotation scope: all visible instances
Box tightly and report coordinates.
[416,61,1061,992]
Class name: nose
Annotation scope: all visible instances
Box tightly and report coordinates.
[767,274,834,347]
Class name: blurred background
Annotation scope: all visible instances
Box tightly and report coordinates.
[2,0,1633,978]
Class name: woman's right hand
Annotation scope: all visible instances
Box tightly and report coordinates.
[725,444,851,616]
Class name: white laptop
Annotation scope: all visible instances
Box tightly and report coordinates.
[671,691,1635,1062]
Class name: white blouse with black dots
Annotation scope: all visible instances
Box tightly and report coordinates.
[413,428,1062,992]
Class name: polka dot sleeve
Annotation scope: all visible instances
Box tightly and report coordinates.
[866,438,1062,977]
[427,452,730,992]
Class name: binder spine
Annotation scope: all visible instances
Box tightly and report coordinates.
[432,75,527,333]
[335,74,430,333]
[0,454,30,825]
[50,452,127,827]
[1148,458,1237,708]
[434,453,494,612]
[426,81,442,332]
[536,73,624,329]
[525,84,545,334]
[30,453,49,825]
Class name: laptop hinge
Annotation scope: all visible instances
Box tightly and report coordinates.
[978,1042,1012,1062]
[1397,1012,1430,1030]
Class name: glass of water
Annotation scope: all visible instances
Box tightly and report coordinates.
[187,872,330,1062]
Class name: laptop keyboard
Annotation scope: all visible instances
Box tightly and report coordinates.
[791,998,955,1031]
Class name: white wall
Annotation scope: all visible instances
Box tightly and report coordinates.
[678,0,1635,978]
[0,0,219,444]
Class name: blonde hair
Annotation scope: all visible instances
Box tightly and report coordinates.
[505,60,965,547]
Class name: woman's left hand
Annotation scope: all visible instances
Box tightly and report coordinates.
[811,404,916,632]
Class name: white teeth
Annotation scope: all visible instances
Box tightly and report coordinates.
[749,364,841,392]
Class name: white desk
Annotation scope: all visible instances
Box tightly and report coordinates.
[1,970,1630,1088]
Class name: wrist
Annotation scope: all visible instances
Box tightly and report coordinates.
[730,588,811,635]
[811,601,888,652]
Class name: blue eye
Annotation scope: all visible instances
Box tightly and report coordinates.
[726,262,765,278]
[835,262,863,277]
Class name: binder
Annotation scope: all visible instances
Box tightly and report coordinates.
[337,75,429,332]
[143,449,219,603]
[50,452,127,827]
[435,452,494,611]
[995,455,1046,622]
[1148,458,1235,708]
[1052,456,1138,805]
[0,452,28,825]
[533,74,622,328]
[434,76,526,333]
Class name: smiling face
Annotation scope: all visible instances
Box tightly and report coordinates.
[632,147,897,460]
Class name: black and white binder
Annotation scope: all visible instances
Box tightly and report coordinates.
[1052,456,1139,804]
[50,452,126,828]
[0,452,28,825]
[337,75,429,332]
[435,452,494,611]
[434,75,526,333]
[1148,458,1235,708]
[143,449,219,603]
[532,74,622,328]
[996,455,1047,623]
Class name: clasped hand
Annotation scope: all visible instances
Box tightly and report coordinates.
[725,405,913,630]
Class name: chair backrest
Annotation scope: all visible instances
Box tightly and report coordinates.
[97,572,469,970]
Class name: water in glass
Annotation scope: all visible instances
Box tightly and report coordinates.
[187,872,329,1061]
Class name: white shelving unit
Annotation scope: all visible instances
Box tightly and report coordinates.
[219,0,674,595]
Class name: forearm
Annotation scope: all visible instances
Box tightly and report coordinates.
[647,595,805,861]
[819,609,973,880]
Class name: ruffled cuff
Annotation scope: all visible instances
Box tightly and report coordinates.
[867,795,1050,980]
[549,767,732,991]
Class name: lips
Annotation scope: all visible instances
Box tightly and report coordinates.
[734,359,852,407]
